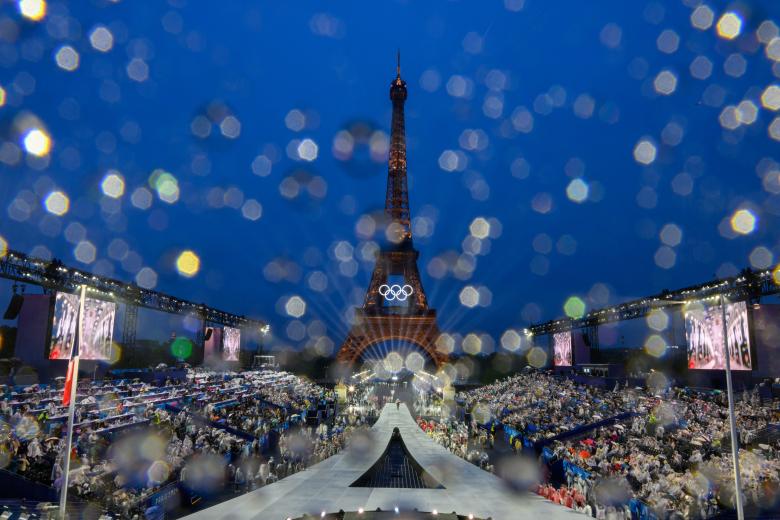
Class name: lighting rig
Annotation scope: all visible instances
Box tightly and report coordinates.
[529,267,778,341]
[0,249,266,349]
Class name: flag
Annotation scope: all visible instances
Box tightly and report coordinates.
[62,354,77,406]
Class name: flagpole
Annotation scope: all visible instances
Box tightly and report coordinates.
[720,294,744,520]
[59,285,85,520]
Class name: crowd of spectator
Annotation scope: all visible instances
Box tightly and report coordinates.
[3,365,779,520]
[456,370,780,519]
[0,369,352,518]
[460,370,629,444]
[544,387,780,518]
[536,483,592,515]
[417,417,494,472]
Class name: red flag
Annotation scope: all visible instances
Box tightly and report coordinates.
[63,357,76,406]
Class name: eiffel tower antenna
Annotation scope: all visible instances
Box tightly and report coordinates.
[386,52,411,244]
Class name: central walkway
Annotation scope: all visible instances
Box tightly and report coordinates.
[184,403,579,519]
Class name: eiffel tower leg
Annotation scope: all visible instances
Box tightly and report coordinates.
[404,261,428,310]
[363,260,387,312]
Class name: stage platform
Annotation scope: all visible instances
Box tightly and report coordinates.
[183,403,579,520]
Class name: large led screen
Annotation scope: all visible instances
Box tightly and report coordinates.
[553,331,572,366]
[223,326,241,361]
[685,300,752,370]
[204,327,222,361]
[49,292,116,360]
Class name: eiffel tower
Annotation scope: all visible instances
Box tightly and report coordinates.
[336,56,447,369]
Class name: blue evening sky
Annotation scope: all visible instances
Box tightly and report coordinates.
[1,0,779,355]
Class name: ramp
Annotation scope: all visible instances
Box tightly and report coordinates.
[182,403,581,520]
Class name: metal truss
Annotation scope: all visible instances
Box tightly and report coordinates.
[529,268,778,336]
[121,303,139,349]
[0,249,265,329]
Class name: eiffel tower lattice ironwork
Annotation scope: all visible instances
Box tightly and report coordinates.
[336,56,447,368]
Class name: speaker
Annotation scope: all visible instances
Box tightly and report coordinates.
[204,328,213,341]
[239,349,252,369]
[3,294,24,320]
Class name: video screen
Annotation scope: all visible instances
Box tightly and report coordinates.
[223,326,241,361]
[49,293,78,360]
[685,300,752,370]
[204,327,221,361]
[49,292,116,360]
[553,331,572,366]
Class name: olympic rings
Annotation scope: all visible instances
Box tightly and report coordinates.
[378,283,414,302]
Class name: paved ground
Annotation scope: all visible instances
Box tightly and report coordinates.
[183,403,580,520]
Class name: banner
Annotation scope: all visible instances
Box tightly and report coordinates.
[553,331,572,366]
[50,291,116,360]
[685,300,752,370]
[223,326,240,361]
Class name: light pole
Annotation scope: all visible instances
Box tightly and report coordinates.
[720,294,744,520]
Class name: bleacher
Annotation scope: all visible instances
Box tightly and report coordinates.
[0,369,333,519]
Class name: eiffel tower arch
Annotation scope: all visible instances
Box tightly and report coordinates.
[336,56,448,369]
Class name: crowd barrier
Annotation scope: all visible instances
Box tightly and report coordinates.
[628,498,658,520]
[501,411,638,455]
[0,469,58,502]
[163,403,257,442]
[536,411,637,449]
[144,480,181,518]
[109,368,187,385]
[503,425,535,451]
[561,459,591,480]
[98,418,152,440]
[571,375,622,389]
